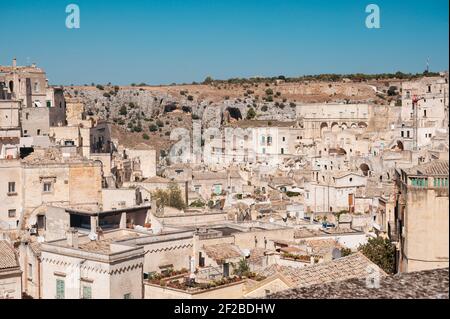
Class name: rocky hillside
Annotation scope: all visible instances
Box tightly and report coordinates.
[64,79,396,151]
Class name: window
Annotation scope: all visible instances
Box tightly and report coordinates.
[282,137,286,142]
[213,184,222,195]
[280,148,284,155]
[56,279,65,299]
[37,129,41,136]
[123,293,131,299]
[8,209,16,218]
[8,182,15,193]
[82,286,92,299]
[43,182,52,193]
[26,113,29,120]
[28,263,33,280]
[46,101,51,107]
[401,131,404,137]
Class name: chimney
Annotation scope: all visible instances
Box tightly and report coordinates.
[66,228,79,248]
[12,58,17,68]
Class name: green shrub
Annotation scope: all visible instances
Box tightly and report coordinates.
[246,107,256,120]
[119,105,127,116]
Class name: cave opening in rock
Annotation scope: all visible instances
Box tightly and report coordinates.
[226,107,242,121]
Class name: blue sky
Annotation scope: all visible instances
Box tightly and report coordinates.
[0,0,448,85]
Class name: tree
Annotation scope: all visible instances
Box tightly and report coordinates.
[96,84,104,90]
[358,237,396,274]
[265,88,273,95]
[152,183,186,210]
[119,105,127,116]
[149,124,158,132]
[246,107,256,120]
[167,183,186,210]
[203,76,214,84]
[233,258,250,277]
[142,133,150,140]
[341,247,352,257]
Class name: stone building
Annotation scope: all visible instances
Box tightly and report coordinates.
[400,75,449,149]
[394,160,449,273]
[0,159,22,229]
[0,148,103,232]
[0,100,21,138]
[0,240,22,299]
[40,229,144,299]
[296,103,369,139]
[1,60,69,138]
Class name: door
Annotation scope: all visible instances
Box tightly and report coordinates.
[348,193,354,212]
[223,263,230,277]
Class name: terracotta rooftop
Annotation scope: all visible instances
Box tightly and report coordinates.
[203,243,243,263]
[193,171,227,180]
[142,176,171,183]
[405,160,449,176]
[29,242,42,256]
[0,137,19,146]
[0,240,20,270]
[21,148,89,165]
[258,252,386,288]
[267,267,449,299]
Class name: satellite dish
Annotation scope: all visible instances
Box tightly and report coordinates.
[332,248,342,260]
[241,249,250,257]
[88,232,98,241]
[269,218,275,223]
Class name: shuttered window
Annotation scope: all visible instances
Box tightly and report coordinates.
[56,279,65,299]
[82,286,92,299]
